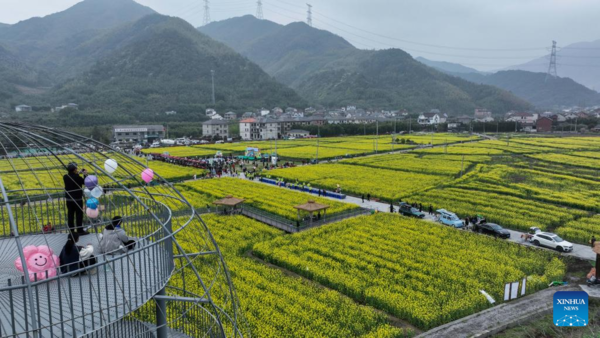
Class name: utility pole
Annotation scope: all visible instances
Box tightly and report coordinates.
[375,120,379,154]
[315,124,320,163]
[496,122,499,134]
[409,118,412,134]
[546,40,558,82]
[210,70,215,106]
[306,4,313,27]
[203,0,211,26]
[256,0,264,20]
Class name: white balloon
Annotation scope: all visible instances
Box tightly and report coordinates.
[104,159,118,174]
[84,188,91,198]
[91,186,104,198]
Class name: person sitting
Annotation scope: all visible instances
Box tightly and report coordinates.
[99,216,136,255]
[59,233,82,274]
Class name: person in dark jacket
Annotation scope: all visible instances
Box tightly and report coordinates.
[63,163,88,235]
[390,203,394,213]
[361,194,365,203]
[59,233,81,274]
[592,236,597,248]
[367,194,371,202]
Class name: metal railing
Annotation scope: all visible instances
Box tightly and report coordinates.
[0,194,176,337]
[241,205,370,233]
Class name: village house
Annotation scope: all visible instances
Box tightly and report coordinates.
[202,119,230,138]
[418,110,446,125]
[224,112,237,120]
[15,105,32,112]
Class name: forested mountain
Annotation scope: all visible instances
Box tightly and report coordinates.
[28,15,305,124]
[0,1,304,125]
[418,55,600,108]
[0,0,155,82]
[454,70,600,108]
[416,57,485,75]
[200,15,531,114]
[0,45,51,101]
[509,39,600,91]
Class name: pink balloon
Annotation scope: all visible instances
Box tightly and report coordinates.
[86,208,99,219]
[141,168,154,183]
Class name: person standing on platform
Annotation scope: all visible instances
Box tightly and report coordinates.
[63,163,88,235]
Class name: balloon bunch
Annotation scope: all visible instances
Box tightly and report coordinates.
[82,159,118,219]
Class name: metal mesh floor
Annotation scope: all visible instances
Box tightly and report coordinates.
[0,233,169,337]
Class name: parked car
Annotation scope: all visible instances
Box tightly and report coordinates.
[530,232,573,252]
[398,202,425,218]
[473,222,510,239]
[436,209,464,228]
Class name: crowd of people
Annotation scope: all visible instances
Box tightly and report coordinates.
[145,152,301,180]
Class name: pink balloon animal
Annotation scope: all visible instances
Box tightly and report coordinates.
[14,245,60,281]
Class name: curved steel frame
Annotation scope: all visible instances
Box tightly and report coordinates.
[0,123,248,338]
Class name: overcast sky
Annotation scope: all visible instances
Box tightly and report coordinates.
[2,0,599,70]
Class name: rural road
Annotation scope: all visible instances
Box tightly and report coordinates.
[254,178,596,261]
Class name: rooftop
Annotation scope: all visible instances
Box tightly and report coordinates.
[213,195,245,206]
[203,119,230,125]
[294,200,330,213]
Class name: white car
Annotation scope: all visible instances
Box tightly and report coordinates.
[530,232,573,252]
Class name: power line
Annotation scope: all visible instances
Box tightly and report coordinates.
[256,0,264,19]
[306,3,312,27]
[203,0,211,26]
[259,0,600,66]
[271,0,600,53]
[546,40,558,81]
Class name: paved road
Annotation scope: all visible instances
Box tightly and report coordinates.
[255,179,596,261]
[416,284,580,338]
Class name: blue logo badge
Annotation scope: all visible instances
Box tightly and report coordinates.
[553,291,588,327]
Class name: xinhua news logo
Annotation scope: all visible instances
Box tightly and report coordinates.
[553,291,588,327]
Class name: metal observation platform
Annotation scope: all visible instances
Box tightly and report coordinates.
[0,123,248,337]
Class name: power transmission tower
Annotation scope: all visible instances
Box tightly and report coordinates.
[546,40,558,82]
[306,4,313,27]
[203,0,211,26]
[256,0,264,19]
[211,70,215,106]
